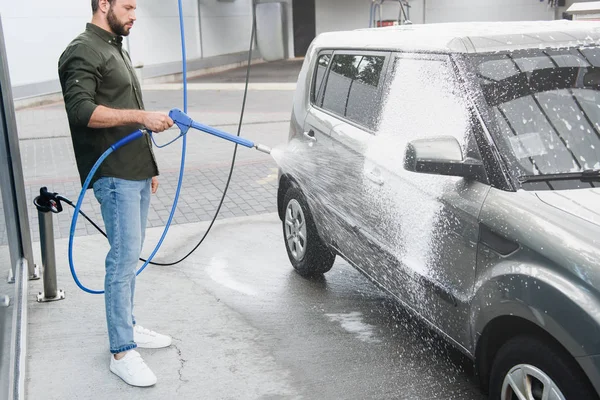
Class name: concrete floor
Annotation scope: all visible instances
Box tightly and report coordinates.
[26,214,485,399]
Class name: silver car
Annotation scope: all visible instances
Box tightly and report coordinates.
[277,21,600,399]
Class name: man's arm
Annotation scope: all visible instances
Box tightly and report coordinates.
[89,106,173,133]
[58,44,102,128]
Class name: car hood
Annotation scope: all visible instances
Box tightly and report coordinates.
[536,188,600,228]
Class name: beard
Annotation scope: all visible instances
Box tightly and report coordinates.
[107,7,131,36]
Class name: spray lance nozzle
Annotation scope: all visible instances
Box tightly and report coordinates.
[253,143,272,154]
[168,108,272,154]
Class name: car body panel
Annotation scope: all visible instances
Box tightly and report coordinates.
[579,354,600,396]
[473,188,600,357]
[536,189,600,227]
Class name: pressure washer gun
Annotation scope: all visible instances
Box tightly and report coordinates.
[169,108,272,154]
[110,108,272,154]
[33,187,64,214]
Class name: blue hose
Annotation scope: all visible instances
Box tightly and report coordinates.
[68,0,189,294]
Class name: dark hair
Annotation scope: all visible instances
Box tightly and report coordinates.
[91,0,115,13]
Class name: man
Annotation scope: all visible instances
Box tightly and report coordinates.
[58,0,174,387]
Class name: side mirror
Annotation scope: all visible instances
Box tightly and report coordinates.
[404,136,486,181]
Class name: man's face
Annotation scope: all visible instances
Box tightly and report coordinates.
[106,0,137,37]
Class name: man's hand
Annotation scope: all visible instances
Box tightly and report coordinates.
[142,112,174,133]
[151,177,159,194]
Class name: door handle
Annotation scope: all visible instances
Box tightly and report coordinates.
[366,169,385,186]
[303,130,317,142]
[1,295,9,307]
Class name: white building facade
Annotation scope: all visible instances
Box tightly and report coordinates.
[0,0,594,99]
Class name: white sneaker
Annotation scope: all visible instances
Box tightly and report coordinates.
[134,325,172,349]
[110,350,157,387]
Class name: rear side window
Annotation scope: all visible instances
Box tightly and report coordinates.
[311,54,331,104]
[317,53,386,130]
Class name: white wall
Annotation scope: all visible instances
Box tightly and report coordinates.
[0,0,91,87]
[129,0,201,68]
[422,0,600,25]
[0,0,204,91]
[314,0,583,35]
[315,0,372,35]
[424,0,555,23]
[0,0,268,96]
[199,0,253,57]
[315,0,423,35]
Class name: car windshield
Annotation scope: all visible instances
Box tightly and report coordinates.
[470,48,600,180]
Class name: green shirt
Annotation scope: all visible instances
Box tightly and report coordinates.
[58,23,158,186]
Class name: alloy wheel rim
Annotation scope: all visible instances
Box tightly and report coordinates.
[285,199,307,261]
[501,364,566,400]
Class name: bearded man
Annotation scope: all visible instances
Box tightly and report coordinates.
[58,0,174,387]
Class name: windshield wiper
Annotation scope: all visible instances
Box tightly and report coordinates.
[519,169,600,183]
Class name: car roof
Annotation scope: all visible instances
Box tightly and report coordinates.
[311,20,600,54]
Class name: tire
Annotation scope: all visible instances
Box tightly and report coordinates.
[282,186,335,276]
[489,335,598,400]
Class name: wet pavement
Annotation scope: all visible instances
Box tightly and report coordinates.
[26,214,485,399]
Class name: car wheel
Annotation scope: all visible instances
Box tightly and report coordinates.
[490,335,598,400]
[282,186,335,276]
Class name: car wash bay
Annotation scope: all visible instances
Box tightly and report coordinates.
[18,61,484,399]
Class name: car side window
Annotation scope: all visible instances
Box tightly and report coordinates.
[346,56,385,129]
[321,54,357,116]
[311,53,331,105]
[319,53,386,130]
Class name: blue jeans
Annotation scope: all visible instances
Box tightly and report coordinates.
[93,177,151,354]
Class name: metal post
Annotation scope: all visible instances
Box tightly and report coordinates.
[35,204,65,303]
[0,16,39,283]
[0,295,9,361]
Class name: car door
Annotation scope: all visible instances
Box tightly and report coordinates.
[358,53,491,349]
[316,51,391,260]
[295,51,346,243]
